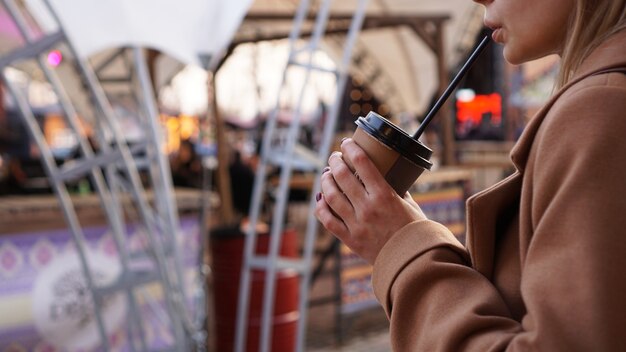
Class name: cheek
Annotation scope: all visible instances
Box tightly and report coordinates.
[502,26,561,64]
[499,0,569,64]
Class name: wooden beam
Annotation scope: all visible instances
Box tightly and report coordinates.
[410,22,436,53]
[209,73,236,224]
[244,12,449,23]
[235,12,450,47]
[432,22,456,165]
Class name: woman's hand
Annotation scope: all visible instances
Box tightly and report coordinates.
[315,138,428,264]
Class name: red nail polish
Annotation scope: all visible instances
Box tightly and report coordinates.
[322,166,330,174]
[315,192,322,202]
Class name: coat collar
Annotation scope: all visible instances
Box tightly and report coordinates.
[509,29,626,172]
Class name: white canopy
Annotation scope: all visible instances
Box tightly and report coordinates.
[26,0,253,67]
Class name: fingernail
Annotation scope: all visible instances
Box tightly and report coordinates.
[322,166,330,174]
[341,137,348,143]
[315,192,322,202]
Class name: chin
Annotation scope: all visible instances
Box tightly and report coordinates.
[503,46,542,65]
[502,47,527,65]
[503,44,556,65]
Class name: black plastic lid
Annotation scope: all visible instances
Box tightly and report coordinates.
[355,112,433,170]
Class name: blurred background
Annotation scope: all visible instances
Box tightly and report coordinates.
[0,0,559,351]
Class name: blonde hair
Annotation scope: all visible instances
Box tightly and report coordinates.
[557,0,626,88]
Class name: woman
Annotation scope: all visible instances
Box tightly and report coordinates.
[315,0,626,350]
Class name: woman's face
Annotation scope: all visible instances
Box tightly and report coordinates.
[473,0,575,64]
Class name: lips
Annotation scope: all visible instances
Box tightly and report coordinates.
[484,20,503,43]
[491,28,504,43]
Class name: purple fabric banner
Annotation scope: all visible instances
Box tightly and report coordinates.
[0,216,202,351]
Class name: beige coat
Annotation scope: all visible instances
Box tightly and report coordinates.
[372,30,626,351]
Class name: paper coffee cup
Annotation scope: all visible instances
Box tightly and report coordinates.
[350,112,432,195]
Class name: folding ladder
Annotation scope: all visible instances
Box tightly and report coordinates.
[0,0,201,350]
[234,1,370,351]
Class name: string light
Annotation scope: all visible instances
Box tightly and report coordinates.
[47,50,63,67]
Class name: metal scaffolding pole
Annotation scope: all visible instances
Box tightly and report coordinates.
[234,1,370,351]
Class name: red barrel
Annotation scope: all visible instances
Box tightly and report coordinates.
[210,226,300,352]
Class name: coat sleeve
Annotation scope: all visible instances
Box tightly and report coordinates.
[371,75,626,351]
[372,220,522,351]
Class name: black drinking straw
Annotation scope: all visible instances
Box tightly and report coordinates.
[412,34,492,139]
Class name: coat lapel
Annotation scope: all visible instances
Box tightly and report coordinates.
[466,172,522,278]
